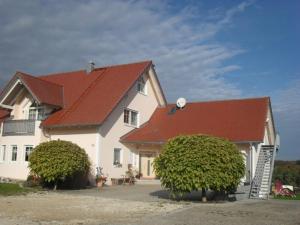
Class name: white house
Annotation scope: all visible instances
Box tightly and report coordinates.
[0,60,278,199]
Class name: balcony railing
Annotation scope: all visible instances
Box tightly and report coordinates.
[2,120,35,136]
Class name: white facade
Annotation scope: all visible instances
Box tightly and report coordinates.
[0,67,164,183]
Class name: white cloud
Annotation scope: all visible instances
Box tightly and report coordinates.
[0,0,254,101]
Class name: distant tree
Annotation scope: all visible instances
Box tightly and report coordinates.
[153,135,245,202]
[29,140,91,190]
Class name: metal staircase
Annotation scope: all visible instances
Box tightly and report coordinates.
[249,145,276,199]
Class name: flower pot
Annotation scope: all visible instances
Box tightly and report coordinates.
[96,180,104,188]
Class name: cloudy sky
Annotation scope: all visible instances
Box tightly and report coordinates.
[0,0,299,159]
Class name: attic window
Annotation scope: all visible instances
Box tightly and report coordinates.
[137,77,146,94]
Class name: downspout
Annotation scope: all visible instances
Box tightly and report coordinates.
[249,142,253,181]
[95,126,101,173]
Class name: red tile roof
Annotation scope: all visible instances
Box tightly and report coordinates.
[17,72,64,107]
[40,61,152,127]
[121,97,270,143]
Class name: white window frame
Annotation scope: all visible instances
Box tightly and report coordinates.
[113,148,122,167]
[137,76,147,95]
[1,145,6,162]
[11,145,18,162]
[24,145,34,162]
[27,106,46,121]
[124,108,139,127]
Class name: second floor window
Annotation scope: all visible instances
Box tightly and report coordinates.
[11,145,17,161]
[124,109,138,127]
[28,107,46,120]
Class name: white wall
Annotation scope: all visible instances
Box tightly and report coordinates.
[49,127,98,172]
[0,121,44,180]
[99,71,161,182]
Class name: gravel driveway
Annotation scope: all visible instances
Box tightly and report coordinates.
[0,185,299,225]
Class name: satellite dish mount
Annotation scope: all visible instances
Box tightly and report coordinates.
[176,97,187,109]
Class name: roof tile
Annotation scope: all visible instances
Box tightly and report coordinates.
[121,97,270,143]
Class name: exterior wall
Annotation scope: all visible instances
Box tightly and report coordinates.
[10,89,33,120]
[0,121,45,180]
[99,71,160,182]
[236,143,251,183]
[48,127,98,174]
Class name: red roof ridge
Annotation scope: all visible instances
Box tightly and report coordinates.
[168,96,270,106]
[52,68,108,124]
[37,60,152,79]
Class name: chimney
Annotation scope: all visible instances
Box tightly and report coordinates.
[86,61,95,74]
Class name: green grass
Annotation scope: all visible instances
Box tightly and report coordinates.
[273,193,300,200]
[0,183,39,196]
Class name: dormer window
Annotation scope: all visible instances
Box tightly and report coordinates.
[27,103,46,121]
[137,76,146,95]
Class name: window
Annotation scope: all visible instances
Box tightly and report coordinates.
[11,145,17,161]
[24,146,33,162]
[28,108,36,120]
[124,109,139,127]
[124,109,129,124]
[113,148,121,166]
[28,104,46,121]
[131,111,138,126]
[137,76,146,94]
[1,145,6,162]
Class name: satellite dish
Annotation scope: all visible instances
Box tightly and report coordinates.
[176,97,186,109]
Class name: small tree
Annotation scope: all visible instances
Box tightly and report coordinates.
[29,140,91,190]
[153,135,245,201]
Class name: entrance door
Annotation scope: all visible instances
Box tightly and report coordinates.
[140,153,156,178]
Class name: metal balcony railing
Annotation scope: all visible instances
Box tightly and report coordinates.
[2,120,35,136]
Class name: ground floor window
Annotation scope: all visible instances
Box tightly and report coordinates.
[11,145,17,161]
[1,145,6,161]
[24,145,33,162]
[113,148,122,166]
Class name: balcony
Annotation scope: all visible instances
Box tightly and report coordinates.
[2,120,36,136]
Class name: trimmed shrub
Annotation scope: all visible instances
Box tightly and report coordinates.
[153,135,245,201]
[29,140,91,189]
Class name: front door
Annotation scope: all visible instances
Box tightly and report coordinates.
[140,153,156,178]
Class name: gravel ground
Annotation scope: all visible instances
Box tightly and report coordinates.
[0,185,299,225]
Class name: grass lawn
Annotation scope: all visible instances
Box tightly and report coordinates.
[0,183,40,196]
[273,193,300,200]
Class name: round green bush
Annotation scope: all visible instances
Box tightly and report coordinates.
[29,140,91,189]
[153,135,245,198]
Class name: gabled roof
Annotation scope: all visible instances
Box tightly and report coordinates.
[0,72,64,108]
[41,61,153,127]
[121,97,271,143]
[17,72,64,107]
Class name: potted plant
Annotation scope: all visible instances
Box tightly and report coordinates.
[95,167,107,188]
[95,174,107,188]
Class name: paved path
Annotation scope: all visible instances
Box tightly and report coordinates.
[0,185,299,225]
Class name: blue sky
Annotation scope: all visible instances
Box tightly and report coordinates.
[0,0,299,159]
